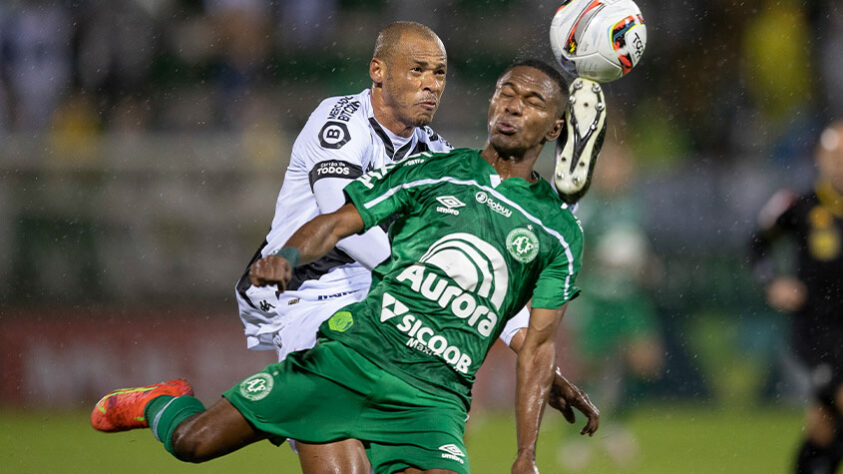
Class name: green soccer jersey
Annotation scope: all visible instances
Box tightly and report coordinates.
[320,148,584,406]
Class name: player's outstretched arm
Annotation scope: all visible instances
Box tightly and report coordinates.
[508,328,599,435]
[312,177,391,270]
[512,304,566,474]
[250,203,365,290]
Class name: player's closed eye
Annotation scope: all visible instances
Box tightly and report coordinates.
[528,98,546,109]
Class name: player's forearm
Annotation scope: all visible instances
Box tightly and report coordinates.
[285,203,365,264]
[514,338,555,458]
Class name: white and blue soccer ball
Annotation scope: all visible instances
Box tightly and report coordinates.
[549,0,647,83]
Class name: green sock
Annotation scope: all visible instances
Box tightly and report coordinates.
[144,395,206,455]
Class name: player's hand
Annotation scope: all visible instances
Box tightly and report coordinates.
[548,369,599,436]
[249,255,293,291]
[766,276,807,313]
[511,453,539,474]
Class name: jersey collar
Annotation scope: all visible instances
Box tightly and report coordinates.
[365,90,419,162]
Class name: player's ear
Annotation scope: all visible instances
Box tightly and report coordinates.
[370,58,386,85]
[545,118,564,142]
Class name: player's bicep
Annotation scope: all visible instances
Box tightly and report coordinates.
[525,305,566,345]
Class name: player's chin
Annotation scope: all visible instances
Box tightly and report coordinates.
[411,111,436,127]
[490,133,525,156]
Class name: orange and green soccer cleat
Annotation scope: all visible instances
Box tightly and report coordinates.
[90,379,194,432]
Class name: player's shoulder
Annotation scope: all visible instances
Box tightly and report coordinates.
[400,147,477,173]
[529,180,585,248]
[312,91,369,125]
[415,125,453,153]
[297,90,371,152]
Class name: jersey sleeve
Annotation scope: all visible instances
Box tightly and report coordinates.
[530,225,584,309]
[291,97,371,190]
[499,305,530,346]
[343,155,430,232]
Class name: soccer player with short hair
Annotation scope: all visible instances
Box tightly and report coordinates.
[232,20,597,469]
[92,59,593,474]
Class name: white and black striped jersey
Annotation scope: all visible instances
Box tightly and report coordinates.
[237,89,453,310]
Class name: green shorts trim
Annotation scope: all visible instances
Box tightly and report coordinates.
[223,340,470,474]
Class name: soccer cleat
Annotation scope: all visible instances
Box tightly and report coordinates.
[554,77,607,205]
[90,379,193,432]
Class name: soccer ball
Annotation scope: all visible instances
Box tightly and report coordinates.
[549,0,647,83]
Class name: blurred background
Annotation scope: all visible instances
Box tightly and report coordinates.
[2,0,841,472]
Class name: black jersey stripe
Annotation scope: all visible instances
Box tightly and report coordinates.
[238,239,357,304]
[368,117,419,161]
[410,140,430,156]
[368,118,395,158]
[237,239,268,309]
[287,248,355,291]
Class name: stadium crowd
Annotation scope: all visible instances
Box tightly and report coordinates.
[0,0,841,165]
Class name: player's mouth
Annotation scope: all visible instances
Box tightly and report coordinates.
[495,120,518,135]
[419,100,437,111]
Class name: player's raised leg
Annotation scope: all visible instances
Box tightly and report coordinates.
[91,378,266,462]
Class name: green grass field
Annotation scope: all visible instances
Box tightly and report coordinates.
[1,406,801,473]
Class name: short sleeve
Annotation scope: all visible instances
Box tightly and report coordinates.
[344,156,429,231]
[530,228,583,309]
[291,97,371,190]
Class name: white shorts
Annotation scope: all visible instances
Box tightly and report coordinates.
[236,280,368,361]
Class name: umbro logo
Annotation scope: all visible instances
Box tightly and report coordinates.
[435,195,465,216]
[439,444,466,464]
[436,196,465,209]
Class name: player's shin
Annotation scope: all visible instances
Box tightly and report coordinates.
[144,395,207,455]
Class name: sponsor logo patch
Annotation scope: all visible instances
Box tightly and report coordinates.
[475,191,512,217]
[439,444,466,464]
[328,311,354,332]
[317,290,357,301]
[326,96,360,122]
[239,373,274,401]
[319,121,351,149]
[435,195,466,215]
[380,291,473,374]
[314,161,351,177]
[506,227,539,263]
[258,300,275,312]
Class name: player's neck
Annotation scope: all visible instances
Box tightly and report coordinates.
[370,88,415,138]
[481,143,540,183]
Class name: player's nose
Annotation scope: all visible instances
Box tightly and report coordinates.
[421,72,443,93]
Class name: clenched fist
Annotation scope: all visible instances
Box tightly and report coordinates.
[249,255,294,291]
